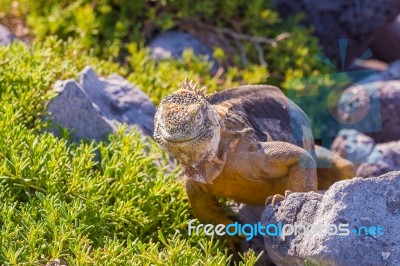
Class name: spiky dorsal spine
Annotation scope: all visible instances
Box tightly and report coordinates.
[181,76,207,97]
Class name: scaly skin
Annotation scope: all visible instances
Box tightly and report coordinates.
[154,78,355,242]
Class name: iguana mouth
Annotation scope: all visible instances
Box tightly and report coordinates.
[161,133,202,144]
[159,127,205,144]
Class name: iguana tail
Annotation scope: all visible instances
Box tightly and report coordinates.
[314,145,356,190]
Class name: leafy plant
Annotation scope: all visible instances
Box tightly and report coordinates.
[0,0,338,264]
[0,38,263,265]
[2,0,331,90]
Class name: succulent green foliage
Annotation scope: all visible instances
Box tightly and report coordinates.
[126,44,268,105]
[0,114,232,264]
[0,39,123,129]
[0,39,262,265]
[0,0,337,264]
[5,0,331,90]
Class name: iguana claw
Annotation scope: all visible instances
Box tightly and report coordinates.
[266,190,292,207]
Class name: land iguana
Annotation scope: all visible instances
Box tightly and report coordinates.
[154,78,355,235]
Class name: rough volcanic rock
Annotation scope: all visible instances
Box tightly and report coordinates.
[357,142,400,177]
[275,0,400,65]
[0,24,15,45]
[332,129,400,177]
[47,66,155,141]
[370,15,400,62]
[332,129,377,167]
[337,79,400,143]
[262,171,400,266]
[362,60,400,82]
[148,30,218,73]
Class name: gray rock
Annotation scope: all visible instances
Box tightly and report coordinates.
[0,24,15,45]
[337,79,400,143]
[370,15,400,62]
[332,129,377,167]
[275,0,400,65]
[362,60,400,83]
[332,129,400,177]
[262,171,400,266]
[47,66,155,141]
[149,31,218,73]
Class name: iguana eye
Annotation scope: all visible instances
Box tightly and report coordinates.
[183,123,191,131]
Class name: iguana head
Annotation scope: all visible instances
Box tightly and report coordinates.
[154,77,221,183]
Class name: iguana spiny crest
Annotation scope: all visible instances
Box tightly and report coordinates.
[154,78,221,180]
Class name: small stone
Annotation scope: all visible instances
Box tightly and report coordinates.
[47,66,156,141]
[149,30,218,74]
[275,0,400,64]
[337,79,400,143]
[0,24,15,46]
[332,129,400,177]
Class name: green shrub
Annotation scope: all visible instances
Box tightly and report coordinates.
[0,1,338,263]
[3,0,331,90]
[0,113,232,264]
[0,39,123,129]
[126,43,268,104]
[0,38,263,265]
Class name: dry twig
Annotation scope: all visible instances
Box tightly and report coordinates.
[177,18,290,67]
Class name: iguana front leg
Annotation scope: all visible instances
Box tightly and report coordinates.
[185,178,233,226]
[253,141,318,204]
[185,179,243,250]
